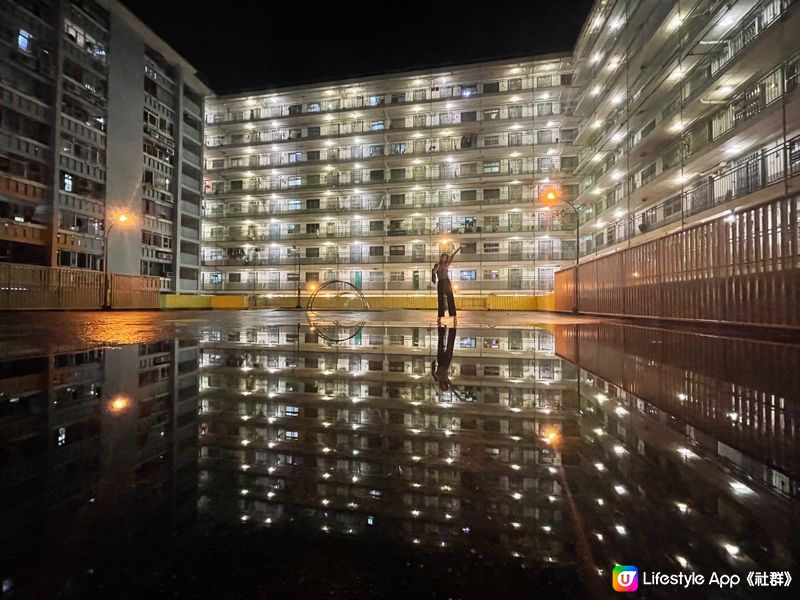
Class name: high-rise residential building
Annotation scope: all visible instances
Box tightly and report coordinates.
[0,0,208,293]
[556,0,800,322]
[201,0,799,313]
[200,57,580,297]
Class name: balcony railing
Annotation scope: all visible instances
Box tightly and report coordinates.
[202,222,576,243]
[202,193,577,220]
[201,279,555,293]
[201,251,575,268]
[204,166,568,196]
[0,218,49,246]
[580,136,800,256]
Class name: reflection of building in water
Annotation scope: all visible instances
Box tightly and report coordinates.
[555,324,799,580]
[0,338,199,585]
[198,323,579,563]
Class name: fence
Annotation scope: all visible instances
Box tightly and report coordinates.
[0,264,161,310]
[555,193,800,327]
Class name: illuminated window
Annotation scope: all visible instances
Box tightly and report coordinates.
[459,270,476,280]
[18,29,32,53]
[285,431,299,440]
[285,406,299,416]
[63,173,73,192]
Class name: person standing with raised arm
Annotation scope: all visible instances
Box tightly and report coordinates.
[432,244,461,323]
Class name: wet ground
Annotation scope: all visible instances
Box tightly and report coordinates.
[0,310,797,598]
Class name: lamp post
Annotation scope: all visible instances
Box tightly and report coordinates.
[544,190,580,314]
[102,213,129,310]
[292,244,301,309]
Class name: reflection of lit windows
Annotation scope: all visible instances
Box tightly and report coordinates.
[459,337,476,348]
[285,431,299,440]
[18,29,32,53]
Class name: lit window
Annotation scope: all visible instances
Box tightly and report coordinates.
[288,176,301,187]
[285,431,299,440]
[370,120,385,131]
[459,270,477,280]
[287,200,301,210]
[63,173,73,192]
[18,29,32,53]
[285,406,299,416]
[459,337,477,349]
[483,161,501,174]
[57,427,66,446]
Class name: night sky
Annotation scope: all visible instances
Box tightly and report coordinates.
[119,1,595,95]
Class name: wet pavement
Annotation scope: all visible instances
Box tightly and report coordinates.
[0,310,797,598]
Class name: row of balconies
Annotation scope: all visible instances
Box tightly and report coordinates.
[201,344,556,366]
[204,166,570,196]
[202,222,576,242]
[0,218,48,246]
[206,74,570,125]
[580,138,800,256]
[580,0,793,170]
[206,137,573,174]
[205,105,570,149]
[200,279,556,293]
[201,252,573,268]
[202,199,576,220]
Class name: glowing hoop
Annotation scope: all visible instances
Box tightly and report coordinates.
[306,280,369,343]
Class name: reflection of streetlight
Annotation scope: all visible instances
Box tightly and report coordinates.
[542,188,580,314]
[107,395,130,414]
[102,213,131,310]
[291,244,301,308]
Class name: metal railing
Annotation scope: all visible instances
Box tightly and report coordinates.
[581,136,800,256]
[201,278,555,293]
[556,193,800,327]
[201,251,575,268]
[0,264,160,310]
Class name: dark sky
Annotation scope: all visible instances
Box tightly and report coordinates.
[119,1,595,95]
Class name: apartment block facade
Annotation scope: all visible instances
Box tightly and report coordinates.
[201,58,580,296]
[570,0,799,259]
[202,0,799,302]
[0,0,208,293]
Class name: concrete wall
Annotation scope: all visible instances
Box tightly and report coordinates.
[105,16,144,276]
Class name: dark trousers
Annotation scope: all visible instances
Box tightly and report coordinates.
[437,278,456,317]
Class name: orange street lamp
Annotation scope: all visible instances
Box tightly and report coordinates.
[542,187,580,314]
[102,213,131,310]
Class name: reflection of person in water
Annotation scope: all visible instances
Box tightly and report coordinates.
[431,325,457,391]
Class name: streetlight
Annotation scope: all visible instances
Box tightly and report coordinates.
[291,244,301,308]
[102,213,130,310]
[543,189,579,314]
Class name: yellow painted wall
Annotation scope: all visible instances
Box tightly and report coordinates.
[160,295,212,309]
[161,293,556,311]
